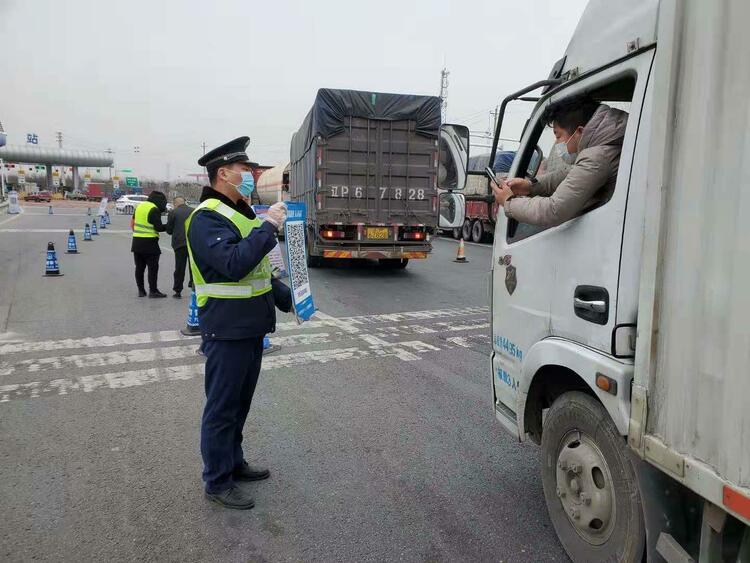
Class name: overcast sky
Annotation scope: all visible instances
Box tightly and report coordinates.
[0,0,587,180]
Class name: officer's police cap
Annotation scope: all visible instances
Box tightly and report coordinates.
[198,136,257,171]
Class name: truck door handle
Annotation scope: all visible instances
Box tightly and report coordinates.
[573,285,609,325]
[574,298,606,313]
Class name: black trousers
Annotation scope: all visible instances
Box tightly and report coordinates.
[133,252,160,292]
[201,337,264,493]
[173,246,193,293]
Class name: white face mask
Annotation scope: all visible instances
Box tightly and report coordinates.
[554,131,579,164]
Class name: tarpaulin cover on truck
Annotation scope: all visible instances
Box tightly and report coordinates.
[468,151,516,173]
[291,88,441,164]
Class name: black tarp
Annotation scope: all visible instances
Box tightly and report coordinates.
[290,88,441,164]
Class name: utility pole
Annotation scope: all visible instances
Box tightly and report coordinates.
[201,141,207,175]
[105,148,113,180]
[55,131,63,148]
[488,106,499,137]
[439,68,449,123]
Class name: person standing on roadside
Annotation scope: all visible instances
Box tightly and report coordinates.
[165,196,194,298]
[131,190,168,298]
[187,136,291,510]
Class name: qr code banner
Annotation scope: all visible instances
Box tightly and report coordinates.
[283,202,316,322]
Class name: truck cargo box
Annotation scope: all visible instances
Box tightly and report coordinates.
[290,89,441,262]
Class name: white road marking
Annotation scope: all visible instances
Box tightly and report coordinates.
[0,333,332,376]
[0,339,449,403]
[2,307,488,356]
[0,214,22,227]
[0,330,186,355]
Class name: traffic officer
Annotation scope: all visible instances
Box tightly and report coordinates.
[187,136,291,510]
[131,190,168,297]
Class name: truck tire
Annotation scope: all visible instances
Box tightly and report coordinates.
[461,220,472,242]
[306,233,322,268]
[125,205,134,215]
[471,220,485,244]
[541,392,645,563]
[379,259,408,269]
[452,227,461,240]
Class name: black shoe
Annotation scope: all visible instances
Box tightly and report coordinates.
[138,289,147,297]
[172,291,182,299]
[149,290,167,298]
[204,486,255,510]
[233,461,270,482]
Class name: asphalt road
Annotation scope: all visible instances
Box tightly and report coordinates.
[0,204,567,562]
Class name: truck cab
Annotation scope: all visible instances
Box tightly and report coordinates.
[438,0,750,560]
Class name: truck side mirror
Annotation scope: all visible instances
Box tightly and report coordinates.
[438,192,465,229]
[527,145,544,178]
[437,124,470,191]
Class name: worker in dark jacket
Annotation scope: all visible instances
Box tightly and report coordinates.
[131,190,168,297]
[187,136,292,510]
[165,196,194,298]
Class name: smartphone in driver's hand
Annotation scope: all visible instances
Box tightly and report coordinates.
[485,166,498,186]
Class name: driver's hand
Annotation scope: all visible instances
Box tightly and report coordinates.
[505,177,533,197]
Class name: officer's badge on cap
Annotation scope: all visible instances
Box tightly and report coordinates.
[198,136,256,171]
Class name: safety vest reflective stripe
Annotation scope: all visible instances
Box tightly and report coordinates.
[194,279,271,297]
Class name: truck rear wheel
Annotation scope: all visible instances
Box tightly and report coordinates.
[471,220,485,244]
[379,259,408,269]
[461,220,472,241]
[305,232,322,268]
[541,392,645,562]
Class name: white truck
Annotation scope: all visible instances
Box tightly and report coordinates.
[438,0,750,560]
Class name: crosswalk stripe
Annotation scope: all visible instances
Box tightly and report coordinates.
[0,336,488,403]
[0,307,488,356]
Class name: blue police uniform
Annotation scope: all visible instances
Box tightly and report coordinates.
[189,138,291,496]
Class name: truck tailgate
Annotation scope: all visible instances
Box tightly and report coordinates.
[319,117,437,225]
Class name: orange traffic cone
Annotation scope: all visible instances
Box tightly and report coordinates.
[454,238,468,263]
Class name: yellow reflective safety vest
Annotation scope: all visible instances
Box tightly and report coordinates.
[132,201,159,238]
[185,198,272,307]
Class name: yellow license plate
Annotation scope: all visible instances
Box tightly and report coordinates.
[366,227,389,240]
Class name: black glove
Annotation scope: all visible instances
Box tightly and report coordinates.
[271,279,292,313]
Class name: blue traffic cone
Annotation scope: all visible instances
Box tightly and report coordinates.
[43,242,63,276]
[83,223,92,241]
[87,207,91,216]
[91,218,99,235]
[262,335,280,355]
[180,290,201,336]
[105,211,111,225]
[99,215,107,229]
[66,229,79,254]
[48,205,53,215]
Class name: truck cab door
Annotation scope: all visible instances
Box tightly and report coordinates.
[491,52,655,436]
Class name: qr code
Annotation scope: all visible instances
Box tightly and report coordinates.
[286,221,309,291]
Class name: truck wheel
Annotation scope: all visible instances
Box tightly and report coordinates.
[541,392,645,562]
[380,259,408,269]
[126,205,134,215]
[461,220,472,241]
[306,234,322,268]
[471,220,485,244]
[452,228,461,240]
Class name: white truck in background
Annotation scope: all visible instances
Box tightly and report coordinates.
[256,162,290,206]
[439,0,750,560]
